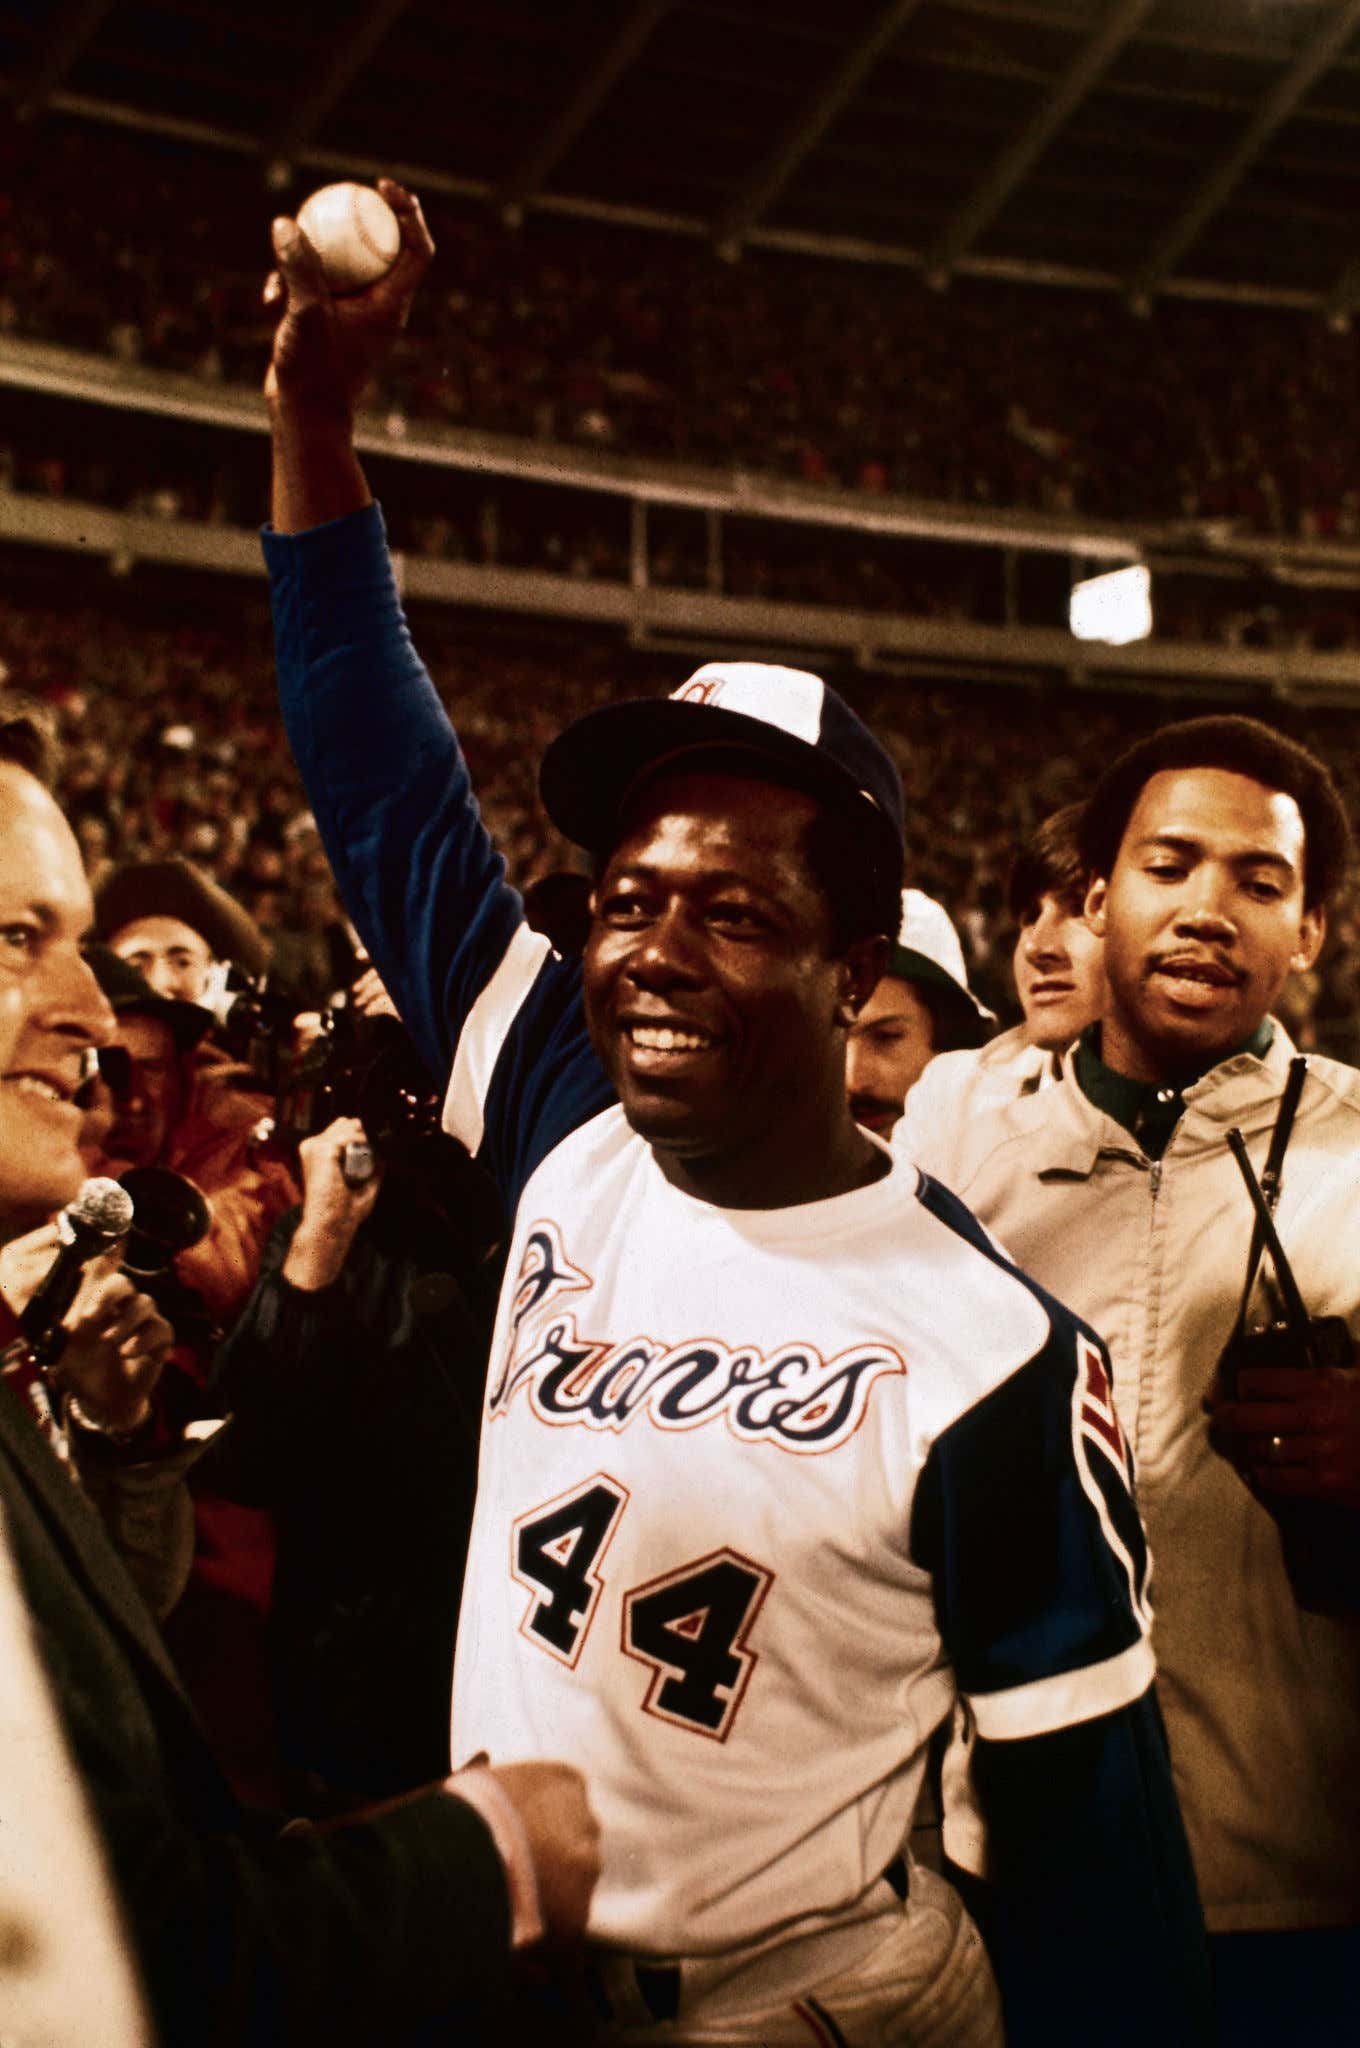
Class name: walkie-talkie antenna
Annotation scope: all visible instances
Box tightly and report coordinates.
[1230,1057,1307,1342]
[1261,1057,1308,1210]
[1226,1128,1318,1368]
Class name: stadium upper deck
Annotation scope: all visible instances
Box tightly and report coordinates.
[4,0,1360,304]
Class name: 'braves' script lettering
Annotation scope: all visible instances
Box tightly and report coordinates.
[491,1229,905,1454]
[494,1319,902,1449]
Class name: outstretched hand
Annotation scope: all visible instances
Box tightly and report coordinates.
[263,178,435,427]
[483,1760,601,1946]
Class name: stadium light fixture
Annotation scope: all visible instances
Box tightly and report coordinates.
[1069,564,1153,646]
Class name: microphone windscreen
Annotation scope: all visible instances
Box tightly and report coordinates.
[68,1177,136,1239]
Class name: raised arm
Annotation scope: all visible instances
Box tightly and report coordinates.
[261,185,610,1204]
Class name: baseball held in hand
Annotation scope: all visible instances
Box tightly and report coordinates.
[295,182,401,294]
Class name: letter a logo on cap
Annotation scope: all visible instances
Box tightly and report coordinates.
[674,677,719,706]
[672,663,825,747]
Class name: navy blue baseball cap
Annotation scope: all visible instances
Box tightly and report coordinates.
[539,661,906,872]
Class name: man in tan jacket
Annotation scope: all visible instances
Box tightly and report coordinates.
[907,714,1360,2046]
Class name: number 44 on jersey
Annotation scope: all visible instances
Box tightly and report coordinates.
[513,1475,774,1741]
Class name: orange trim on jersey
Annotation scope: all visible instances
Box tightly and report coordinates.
[620,1545,775,1744]
[792,1995,850,2047]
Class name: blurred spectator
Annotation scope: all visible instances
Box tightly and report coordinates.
[846,889,994,1138]
[83,950,296,1328]
[81,948,298,1800]
[1007,801,1107,1057]
[896,804,1106,1153]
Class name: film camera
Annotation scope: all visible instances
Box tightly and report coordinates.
[219,980,452,1187]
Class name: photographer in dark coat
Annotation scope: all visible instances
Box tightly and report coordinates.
[215,1112,504,1808]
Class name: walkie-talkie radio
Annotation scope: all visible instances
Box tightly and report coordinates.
[1216,1058,1358,1614]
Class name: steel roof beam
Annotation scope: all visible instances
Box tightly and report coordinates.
[498,0,674,217]
[267,0,415,166]
[13,0,118,119]
[713,0,925,254]
[34,85,1333,313]
[929,0,1156,277]
[940,0,1336,69]
[1135,0,1360,297]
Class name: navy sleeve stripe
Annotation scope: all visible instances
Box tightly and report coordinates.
[918,1170,1154,1631]
[442,923,555,1154]
[910,1164,1154,1735]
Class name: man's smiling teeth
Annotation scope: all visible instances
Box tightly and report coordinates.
[5,1075,67,1103]
[629,1025,712,1051]
[1158,963,1233,985]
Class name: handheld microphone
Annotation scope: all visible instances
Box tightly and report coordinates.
[19,1178,136,1367]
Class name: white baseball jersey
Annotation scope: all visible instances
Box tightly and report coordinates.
[451,1105,1153,1953]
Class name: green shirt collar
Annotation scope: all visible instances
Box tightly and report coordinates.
[1073,1018,1276,1158]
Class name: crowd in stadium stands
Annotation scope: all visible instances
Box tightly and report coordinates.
[7,118,1360,546]
[3,578,1360,1066]
[6,392,1360,654]
[6,118,1360,1037]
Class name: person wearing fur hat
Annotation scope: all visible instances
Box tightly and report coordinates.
[845,889,995,1138]
[96,857,270,1010]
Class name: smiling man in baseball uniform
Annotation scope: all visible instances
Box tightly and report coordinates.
[261,178,1212,2048]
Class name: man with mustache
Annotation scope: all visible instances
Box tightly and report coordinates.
[907,717,1360,2045]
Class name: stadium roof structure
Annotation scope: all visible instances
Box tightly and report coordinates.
[5,0,1360,310]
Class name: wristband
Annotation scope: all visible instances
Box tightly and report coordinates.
[66,1394,153,1447]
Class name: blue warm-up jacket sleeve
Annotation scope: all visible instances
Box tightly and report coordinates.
[971,1698,1214,2047]
[263,504,613,1208]
[909,1173,1214,2045]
